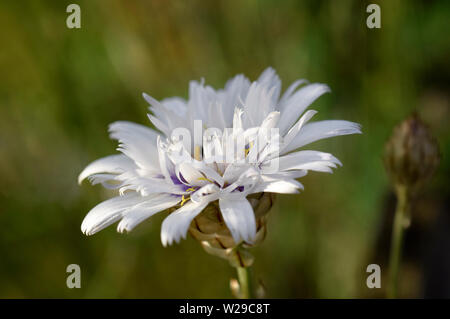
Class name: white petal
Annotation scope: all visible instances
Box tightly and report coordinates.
[219,74,250,125]
[243,82,276,128]
[166,140,193,166]
[289,161,337,173]
[161,97,187,115]
[118,177,187,196]
[190,184,220,203]
[278,83,330,134]
[190,160,225,187]
[232,107,244,130]
[78,154,135,184]
[283,120,362,153]
[156,136,175,185]
[145,93,186,134]
[282,150,341,169]
[263,150,341,173]
[187,81,216,127]
[262,170,308,180]
[117,194,181,233]
[281,109,317,153]
[160,200,209,246]
[222,164,249,184]
[278,79,308,111]
[219,197,256,244]
[260,111,280,130]
[253,179,304,194]
[177,162,205,186]
[222,167,260,196]
[109,121,160,169]
[258,67,280,87]
[147,114,170,137]
[81,193,146,236]
[246,112,281,162]
[257,67,281,104]
[87,173,122,189]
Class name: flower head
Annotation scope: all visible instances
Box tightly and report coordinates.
[384,113,440,192]
[79,68,361,248]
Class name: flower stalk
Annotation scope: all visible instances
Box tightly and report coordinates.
[387,184,410,298]
[236,266,253,299]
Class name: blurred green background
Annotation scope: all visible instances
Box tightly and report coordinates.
[0,0,449,298]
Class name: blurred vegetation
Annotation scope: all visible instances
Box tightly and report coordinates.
[0,0,449,298]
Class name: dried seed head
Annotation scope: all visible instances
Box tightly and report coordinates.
[384,113,440,192]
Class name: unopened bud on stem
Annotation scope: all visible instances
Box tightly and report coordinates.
[384,113,440,193]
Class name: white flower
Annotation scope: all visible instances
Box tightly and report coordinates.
[79,67,361,246]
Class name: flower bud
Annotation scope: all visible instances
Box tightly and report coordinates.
[189,192,275,267]
[384,113,440,192]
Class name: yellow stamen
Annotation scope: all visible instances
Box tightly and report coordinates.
[197,177,213,183]
[180,187,196,206]
[180,195,190,206]
[245,141,254,157]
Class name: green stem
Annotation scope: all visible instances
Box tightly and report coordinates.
[387,184,410,298]
[236,266,253,299]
